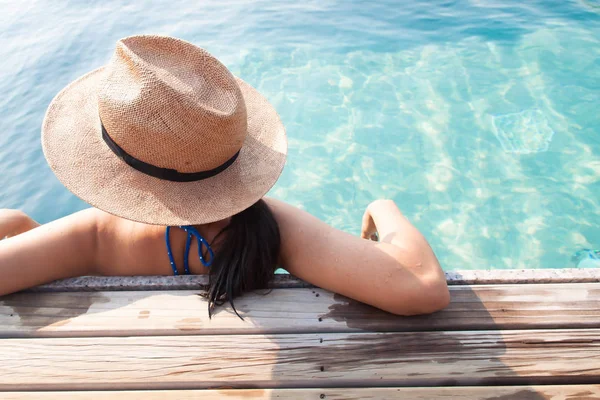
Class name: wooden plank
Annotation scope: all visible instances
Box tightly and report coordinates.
[1,385,600,399]
[0,283,599,337]
[0,329,599,390]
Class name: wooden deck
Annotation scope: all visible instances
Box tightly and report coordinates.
[0,280,599,399]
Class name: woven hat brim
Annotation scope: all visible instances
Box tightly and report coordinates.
[42,68,287,225]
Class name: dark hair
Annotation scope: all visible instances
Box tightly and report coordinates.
[203,199,280,318]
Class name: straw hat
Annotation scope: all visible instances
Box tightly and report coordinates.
[42,35,287,226]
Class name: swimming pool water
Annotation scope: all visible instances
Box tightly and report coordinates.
[1,0,599,270]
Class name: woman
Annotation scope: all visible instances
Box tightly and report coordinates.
[0,35,449,317]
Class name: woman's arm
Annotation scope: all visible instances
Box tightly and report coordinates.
[0,207,212,296]
[0,210,40,238]
[266,198,450,316]
[0,209,100,295]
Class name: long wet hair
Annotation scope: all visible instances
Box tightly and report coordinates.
[203,199,280,318]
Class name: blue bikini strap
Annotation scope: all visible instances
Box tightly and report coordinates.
[165,226,214,276]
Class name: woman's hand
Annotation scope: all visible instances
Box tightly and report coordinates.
[360,205,378,241]
[361,200,402,242]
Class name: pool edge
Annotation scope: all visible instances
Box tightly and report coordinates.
[26,268,600,292]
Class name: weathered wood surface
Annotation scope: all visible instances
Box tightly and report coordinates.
[2,385,599,399]
[1,283,599,337]
[0,329,599,390]
[2,282,599,394]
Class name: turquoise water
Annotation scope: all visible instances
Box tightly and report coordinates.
[1,0,599,270]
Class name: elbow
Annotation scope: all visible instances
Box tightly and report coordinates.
[387,268,450,317]
[384,237,450,316]
[392,286,449,317]
[415,279,450,315]
[423,271,451,313]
